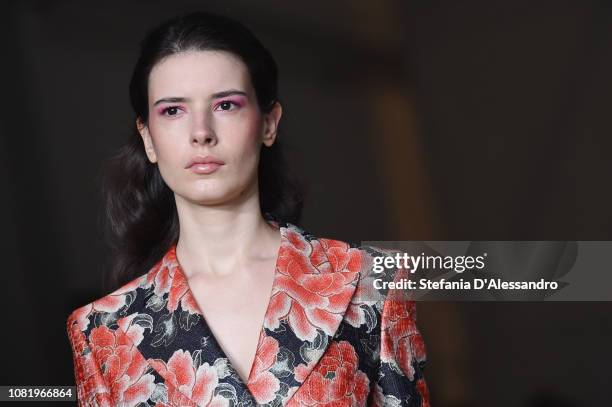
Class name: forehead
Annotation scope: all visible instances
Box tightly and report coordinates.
[148,50,252,98]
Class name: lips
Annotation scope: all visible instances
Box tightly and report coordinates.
[185,155,225,168]
[189,163,222,174]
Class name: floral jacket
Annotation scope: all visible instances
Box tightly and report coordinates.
[67,220,430,406]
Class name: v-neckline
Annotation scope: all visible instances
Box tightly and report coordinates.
[110,219,363,406]
[168,219,286,391]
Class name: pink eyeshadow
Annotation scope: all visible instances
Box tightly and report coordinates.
[156,105,184,115]
[218,96,246,106]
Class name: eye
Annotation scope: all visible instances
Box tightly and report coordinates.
[161,106,183,116]
[214,101,239,112]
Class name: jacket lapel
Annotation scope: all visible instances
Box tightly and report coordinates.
[252,223,362,404]
[114,221,362,406]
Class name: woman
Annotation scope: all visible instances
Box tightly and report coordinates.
[66,11,430,407]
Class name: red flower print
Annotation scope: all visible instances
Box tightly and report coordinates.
[67,226,431,407]
[416,378,430,407]
[70,305,94,332]
[290,341,370,407]
[167,259,202,315]
[344,279,382,330]
[145,245,203,315]
[265,227,362,342]
[144,254,174,295]
[88,324,156,405]
[344,248,392,329]
[69,276,144,332]
[247,336,281,404]
[380,298,425,381]
[149,349,229,407]
[67,319,114,406]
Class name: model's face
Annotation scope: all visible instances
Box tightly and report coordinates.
[138,50,281,206]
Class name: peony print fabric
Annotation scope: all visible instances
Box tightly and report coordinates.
[67,221,430,406]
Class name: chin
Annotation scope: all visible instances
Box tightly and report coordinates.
[183,186,245,206]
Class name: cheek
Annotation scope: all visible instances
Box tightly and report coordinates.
[245,111,265,140]
[147,122,186,161]
[152,137,177,163]
[235,133,262,165]
[229,114,263,158]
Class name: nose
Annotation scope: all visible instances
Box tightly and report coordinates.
[190,110,217,146]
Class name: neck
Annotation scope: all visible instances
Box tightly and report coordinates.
[173,193,281,279]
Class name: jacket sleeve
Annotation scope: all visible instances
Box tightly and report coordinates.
[66,312,113,407]
[371,296,430,407]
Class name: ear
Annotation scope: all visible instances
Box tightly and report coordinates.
[261,102,282,147]
[136,117,158,163]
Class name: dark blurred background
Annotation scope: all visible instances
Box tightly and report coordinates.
[1,1,611,406]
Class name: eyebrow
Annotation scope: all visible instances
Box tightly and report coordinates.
[153,89,248,106]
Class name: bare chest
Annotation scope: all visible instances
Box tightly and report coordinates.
[186,262,276,383]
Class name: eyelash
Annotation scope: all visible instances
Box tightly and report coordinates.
[159,100,240,117]
[161,106,184,116]
[214,100,240,111]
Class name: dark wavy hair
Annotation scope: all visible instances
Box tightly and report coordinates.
[101,11,303,292]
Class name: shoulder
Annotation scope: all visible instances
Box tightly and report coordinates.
[281,222,387,276]
[66,259,164,336]
[282,222,408,291]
